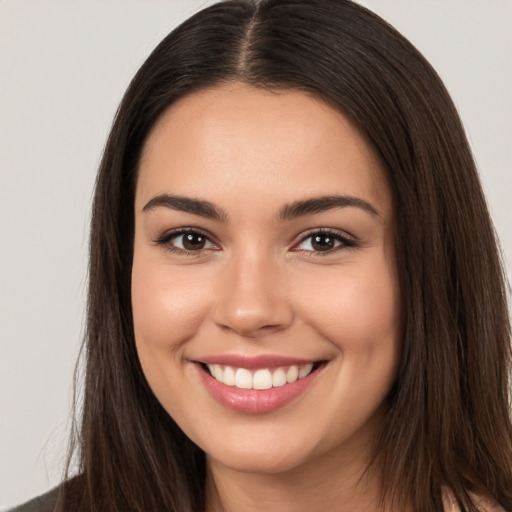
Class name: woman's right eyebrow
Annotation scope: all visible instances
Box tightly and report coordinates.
[142,194,228,221]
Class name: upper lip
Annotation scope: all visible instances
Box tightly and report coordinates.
[196,354,321,369]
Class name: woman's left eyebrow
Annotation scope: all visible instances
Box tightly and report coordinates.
[279,195,382,221]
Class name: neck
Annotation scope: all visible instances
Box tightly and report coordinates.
[205,441,391,512]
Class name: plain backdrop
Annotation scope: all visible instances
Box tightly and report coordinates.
[1,0,511,508]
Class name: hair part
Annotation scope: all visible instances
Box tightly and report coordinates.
[57,1,512,511]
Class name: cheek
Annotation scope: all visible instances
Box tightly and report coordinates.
[295,260,400,350]
[306,259,400,419]
[131,256,211,354]
[130,254,215,421]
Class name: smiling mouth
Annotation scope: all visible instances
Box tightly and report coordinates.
[201,362,324,390]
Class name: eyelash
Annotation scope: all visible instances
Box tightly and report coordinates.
[153,228,358,257]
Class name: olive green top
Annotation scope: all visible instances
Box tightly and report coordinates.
[8,489,57,512]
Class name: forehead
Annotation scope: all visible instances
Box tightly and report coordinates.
[136,84,391,217]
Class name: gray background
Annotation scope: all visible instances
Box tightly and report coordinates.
[1,0,511,508]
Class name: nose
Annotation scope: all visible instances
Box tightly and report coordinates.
[212,253,294,338]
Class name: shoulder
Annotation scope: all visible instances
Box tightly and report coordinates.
[8,488,58,512]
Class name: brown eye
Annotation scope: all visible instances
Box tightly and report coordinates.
[311,234,337,251]
[294,230,356,253]
[158,230,216,252]
[181,232,207,250]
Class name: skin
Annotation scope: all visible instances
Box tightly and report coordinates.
[132,84,402,511]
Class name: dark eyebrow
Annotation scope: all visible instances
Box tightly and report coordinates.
[279,195,381,221]
[142,193,380,223]
[142,194,228,222]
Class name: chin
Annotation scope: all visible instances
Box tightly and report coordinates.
[207,446,313,475]
[198,424,328,476]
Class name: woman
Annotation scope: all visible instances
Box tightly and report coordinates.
[14,0,511,511]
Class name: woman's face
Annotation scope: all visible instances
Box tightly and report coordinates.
[132,84,400,475]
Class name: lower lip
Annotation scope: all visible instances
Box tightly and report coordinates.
[196,363,323,414]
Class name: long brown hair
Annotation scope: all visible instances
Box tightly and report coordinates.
[57,1,512,511]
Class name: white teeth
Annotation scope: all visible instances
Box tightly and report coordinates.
[223,366,236,386]
[298,363,313,378]
[253,369,273,390]
[210,364,222,381]
[286,365,299,383]
[235,368,252,389]
[272,368,287,387]
[205,363,316,389]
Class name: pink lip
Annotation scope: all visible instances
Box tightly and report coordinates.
[195,359,325,414]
